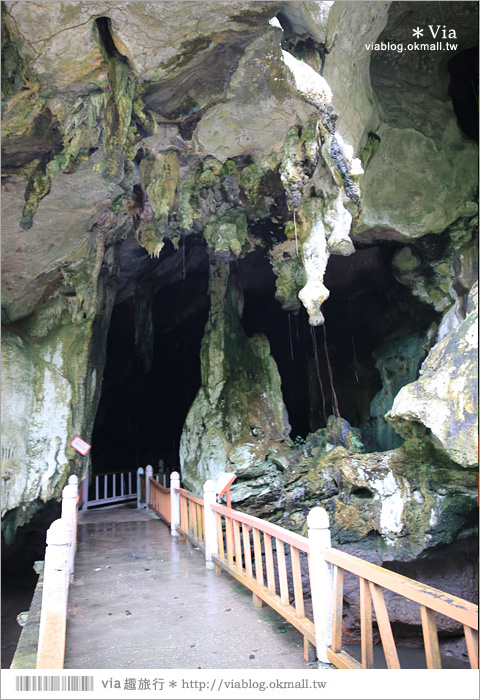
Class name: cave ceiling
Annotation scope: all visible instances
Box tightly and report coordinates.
[2,1,477,317]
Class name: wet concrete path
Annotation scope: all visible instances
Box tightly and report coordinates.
[64,505,315,670]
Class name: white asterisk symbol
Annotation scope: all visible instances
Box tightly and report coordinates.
[412,27,424,38]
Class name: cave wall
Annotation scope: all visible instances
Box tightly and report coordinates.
[1,201,122,540]
[1,0,478,580]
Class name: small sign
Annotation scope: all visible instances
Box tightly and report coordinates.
[70,436,91,455]
[215,472,237,508]
[215,472,237,498]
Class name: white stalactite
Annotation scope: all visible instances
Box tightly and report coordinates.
[298,217,330,326]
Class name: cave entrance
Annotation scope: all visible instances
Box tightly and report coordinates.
[448,45,479,143]
[90,239,209,476]
[240,244,440,450]
[91,238,440,477]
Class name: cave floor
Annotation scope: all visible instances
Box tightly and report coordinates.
[64,505,316,670]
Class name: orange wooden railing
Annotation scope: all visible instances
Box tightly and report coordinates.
[149,478,171,525]
[324,548,479,670]
[35,471,477,670]
[210,503,316,661]
[139,473,146,504]
[77,477,86,510]
[175,487,205,550]
[172,484,478,669]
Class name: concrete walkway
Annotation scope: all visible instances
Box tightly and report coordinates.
[64,505,315,670]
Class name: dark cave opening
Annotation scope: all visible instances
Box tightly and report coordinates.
[448,46,479,142]
[90,241,209,475]
[91,239,440,476]
[240,245,439,446]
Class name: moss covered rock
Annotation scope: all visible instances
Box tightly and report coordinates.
[203,208,248,260]
[180,259,290,493]
[232,440,477,563]
[387,304,478,468]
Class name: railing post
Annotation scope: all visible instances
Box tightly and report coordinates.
[308,506,334,666]
[203,480,219,570]
[145,465,153,508]
[82,469,89,510]
[62,478,77,582]
[37,518,69,669]
[137,467,144,508]
[68,474,78,491]
[68,475,79,558]
[170,471,180,537]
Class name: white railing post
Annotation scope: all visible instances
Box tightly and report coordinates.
[203,480,219,570]
[68,474,79,559]
[145,465,153,507]
[170,471,180,537]
[37,518,70,668]
[62,478,77,582]
[308,506,334,666]
[68,474,78,491]
[137,467,144,508]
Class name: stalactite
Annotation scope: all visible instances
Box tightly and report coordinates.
[94,17,136,187]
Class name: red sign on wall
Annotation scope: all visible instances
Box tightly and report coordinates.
[70,436,91,455]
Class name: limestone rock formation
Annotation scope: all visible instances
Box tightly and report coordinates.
[1,0,478,605]
[364,327,430,452]
[387,284,478,469]
[180,260,290,493]
[324,1,479,243]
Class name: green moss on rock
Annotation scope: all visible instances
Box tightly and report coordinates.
[237,161,265,209]
[359,131,381,173]
[180,259,290,493]
[204,208,248,259]
[140,149,180,221]
[1,6,29,102]
[136,220,165,258]
[93,39,136,186]
[198,157,223,187]
[21,165,51,230]
[269,250,306,310]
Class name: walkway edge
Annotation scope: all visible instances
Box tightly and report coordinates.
[10,562,43,669]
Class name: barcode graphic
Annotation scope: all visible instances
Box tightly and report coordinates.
[15,676,94,692]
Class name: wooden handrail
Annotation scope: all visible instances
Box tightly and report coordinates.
[325,548,478,630]
[148,477,171,526]
[150,478,169,494]
[211,503,310,553]
[175,487,204,506]
[169,482,478,669]
[210,501,315,661]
